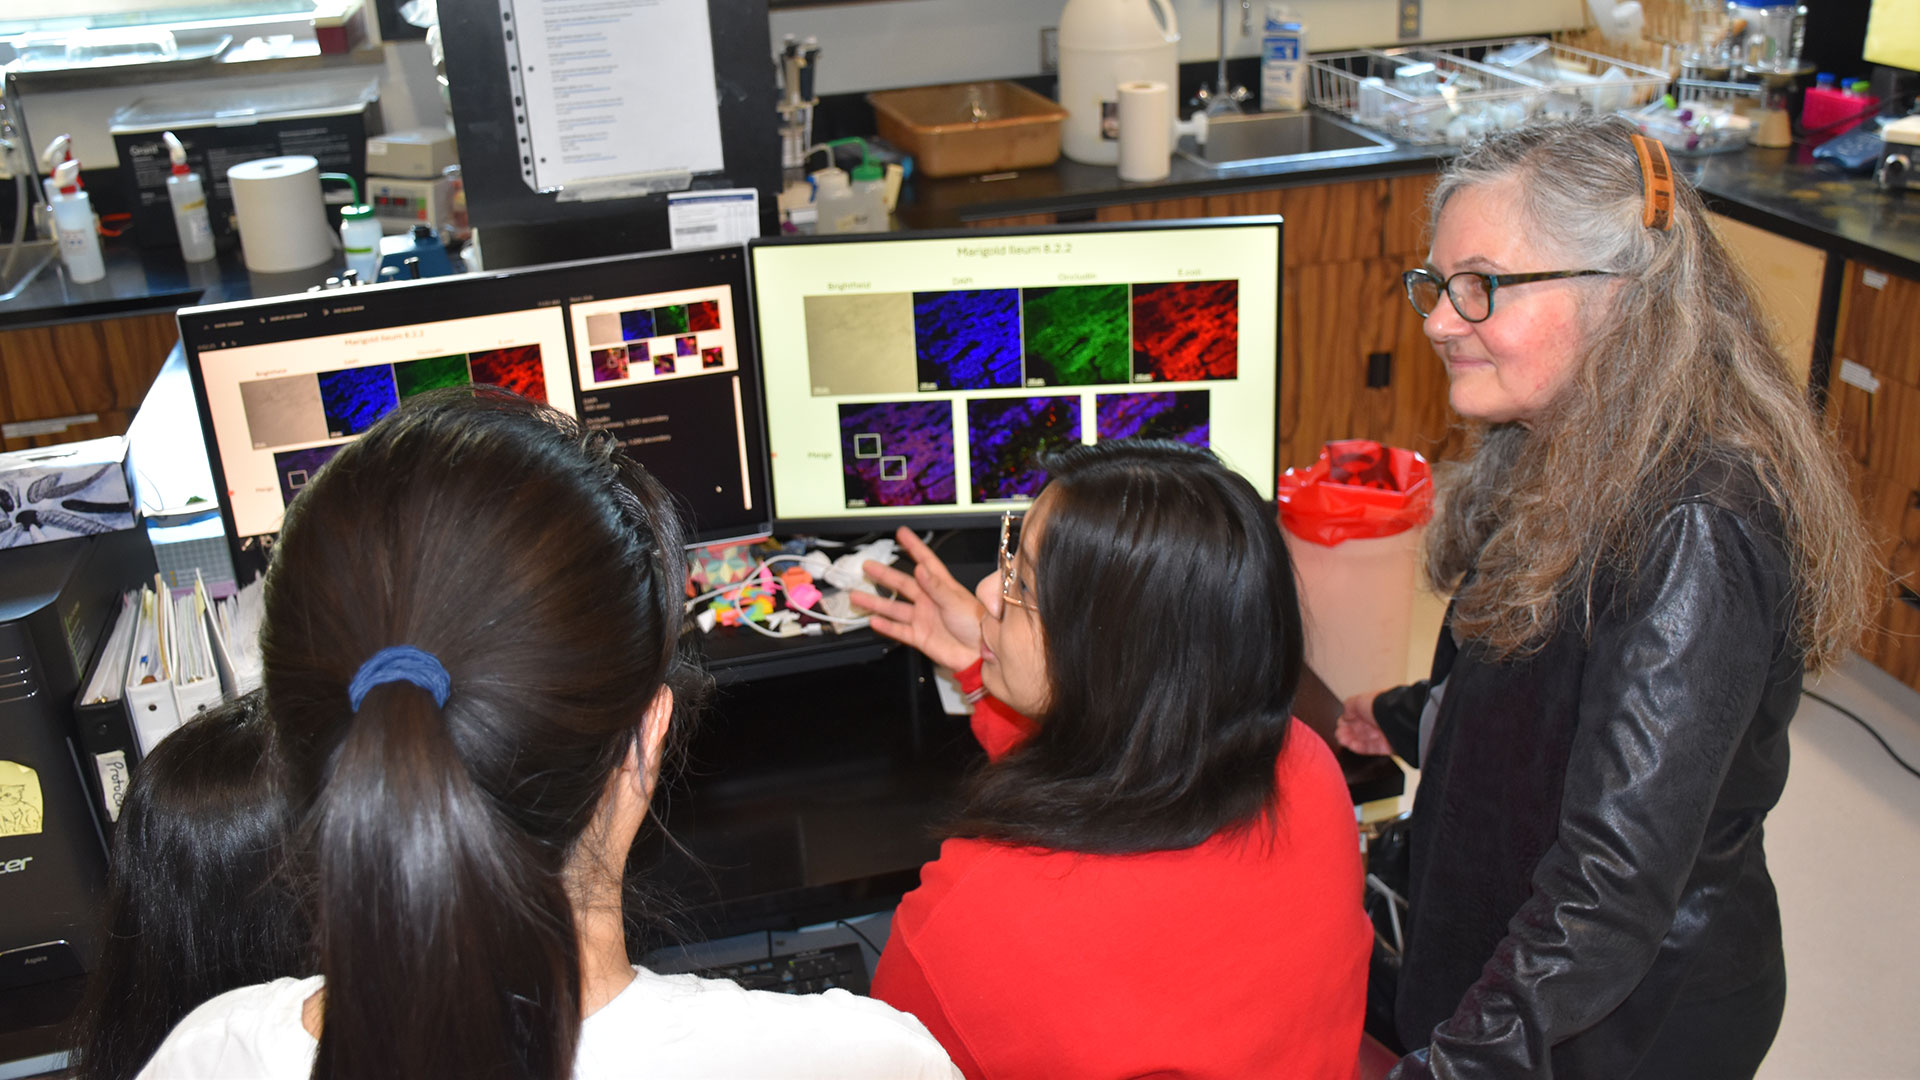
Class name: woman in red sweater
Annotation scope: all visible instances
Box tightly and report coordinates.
[852,440,1371,1079]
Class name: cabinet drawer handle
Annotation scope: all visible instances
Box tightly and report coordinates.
[1366,351,1392,389]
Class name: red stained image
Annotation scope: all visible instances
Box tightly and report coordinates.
[687,299,722,332]
[1131,281,1239,383]
[468,345,548,403]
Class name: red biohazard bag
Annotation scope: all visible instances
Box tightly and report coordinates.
[1276,439,1434,547]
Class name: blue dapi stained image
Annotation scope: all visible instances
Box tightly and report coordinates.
[317,366,399,437]
[913,289,1022,391]
[621,308,656,341]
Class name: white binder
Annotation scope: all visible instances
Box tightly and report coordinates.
[123,578,182,754]
[171,576,223,719]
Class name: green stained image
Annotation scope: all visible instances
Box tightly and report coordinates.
[394,354,472,398]
[1022,285,1131,386]
[654,304,690,335]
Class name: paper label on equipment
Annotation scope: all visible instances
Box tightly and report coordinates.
[95,751,131,822]
[0,761,44,838]
[1863,270,1889,290]
[1839,359,1881,393]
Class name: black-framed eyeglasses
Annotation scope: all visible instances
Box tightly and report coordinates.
[999,510,1035,612]
[1402,268,1615,323]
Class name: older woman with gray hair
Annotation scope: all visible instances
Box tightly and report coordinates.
[1338,115,1877,1079]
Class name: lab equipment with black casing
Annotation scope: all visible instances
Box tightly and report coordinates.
[0,528,156,993]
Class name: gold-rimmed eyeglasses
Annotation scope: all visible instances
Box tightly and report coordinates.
[999,510,1036,612]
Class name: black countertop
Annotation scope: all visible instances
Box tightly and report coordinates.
[896,135,1920,280]
[0,239,346,332]
[7,130,1918,332]
[1683,147,1920,279]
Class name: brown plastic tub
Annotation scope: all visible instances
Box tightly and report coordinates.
[868,81,1069,178]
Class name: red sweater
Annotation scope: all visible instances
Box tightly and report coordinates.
[872,661,1371,1080]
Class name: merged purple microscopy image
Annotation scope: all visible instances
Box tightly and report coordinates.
[273,443,347,507]
[967,395,1083,502]
[838,400,957,508]
[913,289,1022,391]
[590,346,629,384]
[1094,390,1211,447]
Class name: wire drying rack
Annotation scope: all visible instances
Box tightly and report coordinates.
[1309,37,1670,144]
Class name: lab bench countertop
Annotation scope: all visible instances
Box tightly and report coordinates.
[0,238,346,332]
[895,135,1920,281]
[7,130,1920,332]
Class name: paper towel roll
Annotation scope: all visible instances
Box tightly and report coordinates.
[1117,81,1172,182]
[229,155,336,273]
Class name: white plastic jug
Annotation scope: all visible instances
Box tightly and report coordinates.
[1058,0,1180,166]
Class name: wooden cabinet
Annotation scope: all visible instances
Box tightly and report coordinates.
[975,171,1460,470]
[1826,262,1920,688]
[1708,213,1827,389]
[0,312,178,450]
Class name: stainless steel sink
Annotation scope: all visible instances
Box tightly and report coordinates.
[0,240,57,302]
[1179,110,1396,170]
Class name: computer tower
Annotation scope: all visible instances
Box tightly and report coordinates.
[0,529,155,991]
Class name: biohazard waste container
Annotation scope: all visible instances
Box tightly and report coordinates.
[1277,440,1435,702]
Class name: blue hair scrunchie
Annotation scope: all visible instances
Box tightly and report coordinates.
[347,645,452,712]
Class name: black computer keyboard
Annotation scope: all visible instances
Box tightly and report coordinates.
[694,943,871,996]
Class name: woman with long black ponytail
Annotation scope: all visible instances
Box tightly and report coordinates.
[138,390,957,1080]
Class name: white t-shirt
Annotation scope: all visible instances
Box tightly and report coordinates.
[136,967,960,1079]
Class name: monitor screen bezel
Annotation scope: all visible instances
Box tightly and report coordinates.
[177,244,774,584]
[745,216,1284,535]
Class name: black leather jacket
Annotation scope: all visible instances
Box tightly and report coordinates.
[1379,459,1801,1079]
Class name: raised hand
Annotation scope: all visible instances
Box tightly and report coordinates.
[850,527,987,673]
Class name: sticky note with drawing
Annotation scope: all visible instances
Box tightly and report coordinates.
[0,761,44,838]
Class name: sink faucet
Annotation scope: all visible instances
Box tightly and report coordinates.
[1200,0,1250,117]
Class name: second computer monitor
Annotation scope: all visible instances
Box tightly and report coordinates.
[179,244,770,583]
[749,219,1281,531]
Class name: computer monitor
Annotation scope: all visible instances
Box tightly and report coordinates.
[747,218,1282,532]
[179,245,770,583]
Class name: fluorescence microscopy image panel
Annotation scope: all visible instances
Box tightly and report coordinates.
[621,309,655,341]
[1132,280,1239,383]
[968,395,1083,502]
[591,347,629,383]
[654,304,690,335]
[804,293,916,396]
[468,345,548,403]
[913,289,1022,391]
[1022,284,1131,386]
[273,443,346,507]
[585,313,622,347]
[676,335,698,357]
[687,299,722,332]
[838,400,956,508]
[702,346,725,369]
[1095,390,1211,447]
[317,366,399,438]
[653,354,676,376]
[394,354,471,399]
[239,373,327,449]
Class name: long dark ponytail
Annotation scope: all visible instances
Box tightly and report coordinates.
[261,389,695,1080]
